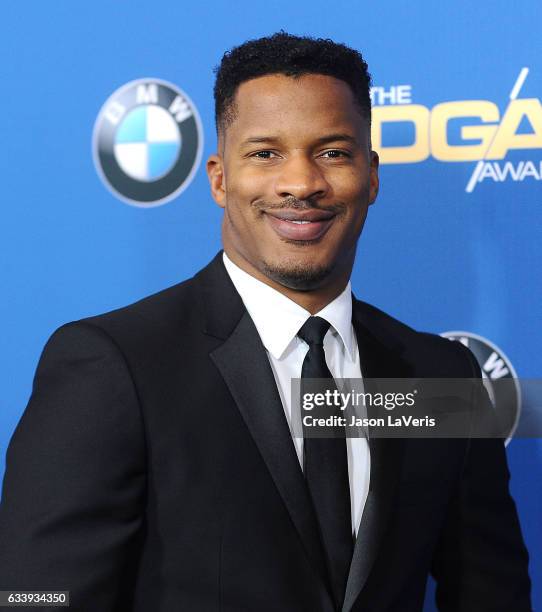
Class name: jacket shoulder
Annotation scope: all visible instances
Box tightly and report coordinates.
[56,274,204,361]
[87,275,198,327]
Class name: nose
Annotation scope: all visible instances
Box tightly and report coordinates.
[274,153,330,201]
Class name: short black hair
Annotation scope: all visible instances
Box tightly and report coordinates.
[213,31,372,135]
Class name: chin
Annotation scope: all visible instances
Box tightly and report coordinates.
[260,256,334,291]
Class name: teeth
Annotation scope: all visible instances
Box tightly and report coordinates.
[290,220,312,224]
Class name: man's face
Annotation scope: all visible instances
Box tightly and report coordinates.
[207,73,379,290]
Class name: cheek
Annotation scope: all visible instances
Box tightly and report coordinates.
[351,170,371,204]
[223,170,270,241]
[226,166,271,202]
[329,166,369,196]
[331,173,370,235]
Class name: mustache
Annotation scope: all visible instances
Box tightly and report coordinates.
[253,196,345,215]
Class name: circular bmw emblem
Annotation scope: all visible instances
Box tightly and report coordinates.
[93,78,203,207]
[441,331,521,445]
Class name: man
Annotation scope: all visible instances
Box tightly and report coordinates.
[0,32,531,611]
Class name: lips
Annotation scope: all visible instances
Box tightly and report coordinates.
[265,209,336,241]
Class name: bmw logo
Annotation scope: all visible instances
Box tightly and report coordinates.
[441,331,521,445]
[93,78,203,207]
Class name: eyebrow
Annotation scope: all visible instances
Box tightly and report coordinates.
[240,133,359,147]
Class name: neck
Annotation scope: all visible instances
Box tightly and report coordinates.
[223,248,352,314]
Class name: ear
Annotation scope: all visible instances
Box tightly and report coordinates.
[368,150,379,205]
[206,154,226,208]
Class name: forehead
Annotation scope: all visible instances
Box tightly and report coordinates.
[226,73,366,143]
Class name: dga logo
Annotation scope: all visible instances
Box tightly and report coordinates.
[441,331,521,445]
[93,78,203,207]
[371,68,542,193]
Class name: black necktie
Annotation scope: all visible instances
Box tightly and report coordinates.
[298,316,353,609]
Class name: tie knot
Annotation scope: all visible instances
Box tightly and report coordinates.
[297,316,331,346]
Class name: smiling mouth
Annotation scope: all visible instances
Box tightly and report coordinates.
[264,209,336,241]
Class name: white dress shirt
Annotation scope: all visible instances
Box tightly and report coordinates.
[223,252,370,537]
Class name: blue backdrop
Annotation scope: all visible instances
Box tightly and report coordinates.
[1,1,540,607]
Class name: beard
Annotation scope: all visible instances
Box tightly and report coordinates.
[260,257,334,291]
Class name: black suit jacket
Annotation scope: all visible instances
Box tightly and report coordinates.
[0,252,531,611]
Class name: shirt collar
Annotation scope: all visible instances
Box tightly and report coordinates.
[223,252,354,360]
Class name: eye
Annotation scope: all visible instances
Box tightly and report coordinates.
[250,150,277,159]
[320,150,350,159]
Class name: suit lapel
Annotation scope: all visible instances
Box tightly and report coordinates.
[342,302,412,612]
[196,254,332,596]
